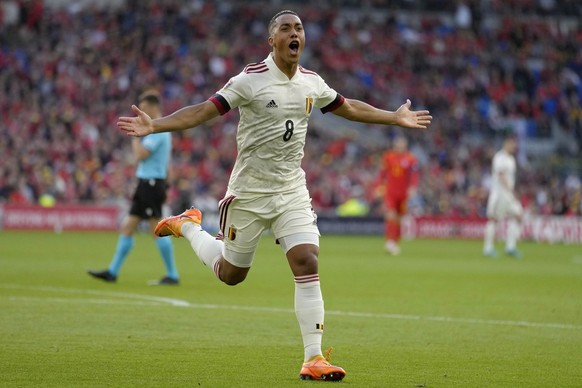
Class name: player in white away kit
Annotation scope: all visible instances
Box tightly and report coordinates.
[483,137,523,258]
[117,10,432,381]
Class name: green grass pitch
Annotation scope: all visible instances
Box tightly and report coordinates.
[1,231,581,387]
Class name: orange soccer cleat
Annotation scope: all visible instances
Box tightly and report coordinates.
[299,354,346,381]
[154,207,202,237]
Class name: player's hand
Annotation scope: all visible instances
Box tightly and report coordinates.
[117,105,154,137]
[395,99,432,129]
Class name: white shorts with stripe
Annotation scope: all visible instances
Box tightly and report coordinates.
[486,190,523,220]
[217,186,320,268]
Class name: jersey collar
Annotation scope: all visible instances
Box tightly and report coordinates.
[266,53,298,82]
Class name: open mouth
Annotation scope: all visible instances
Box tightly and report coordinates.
[289,41,300,55]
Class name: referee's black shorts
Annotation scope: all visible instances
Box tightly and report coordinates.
[129,178,168,219]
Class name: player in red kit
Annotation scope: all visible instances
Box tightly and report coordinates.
[376,135,419,255]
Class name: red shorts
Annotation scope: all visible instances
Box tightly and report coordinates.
[384,193,407,215]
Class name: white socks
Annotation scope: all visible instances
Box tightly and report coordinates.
[484,219,521,252]
[181,222,326,361]
[294,275,324,361]
[181,222,224,278]
[483,220,496,252]
[506,219,521,251]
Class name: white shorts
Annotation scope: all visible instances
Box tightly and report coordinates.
[217,186,320,268]
[486,190,522,220]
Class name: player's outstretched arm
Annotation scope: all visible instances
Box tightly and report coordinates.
[118,100,220,137]
[332,98,432,129]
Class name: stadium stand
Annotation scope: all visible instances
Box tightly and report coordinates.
[1,0,581,218]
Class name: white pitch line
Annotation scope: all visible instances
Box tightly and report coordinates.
[2,284,581,330]
[1,283,191,306]
[328,310,582,330]
[8,296,167,307]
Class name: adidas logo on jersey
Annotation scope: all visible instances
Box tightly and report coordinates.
[265,100,278,108]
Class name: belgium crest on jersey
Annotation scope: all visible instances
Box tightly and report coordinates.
[228,224,237,241]
[305,97,314,114]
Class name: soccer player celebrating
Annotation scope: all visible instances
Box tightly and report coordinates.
[483,136,523,258]
[89,90,179,285]
[375,135,419,255]
[117,10,432,381]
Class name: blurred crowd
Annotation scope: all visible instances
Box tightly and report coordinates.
[1,0,581,218]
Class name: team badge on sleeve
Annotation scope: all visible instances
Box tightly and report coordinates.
[305,97,314,114]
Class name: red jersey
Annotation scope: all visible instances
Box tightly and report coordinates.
[377,150,419,197]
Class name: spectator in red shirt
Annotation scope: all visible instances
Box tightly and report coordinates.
[375,135,419,255]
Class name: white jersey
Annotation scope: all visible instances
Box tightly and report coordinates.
[490,149,516,194]
[209,53,343,197]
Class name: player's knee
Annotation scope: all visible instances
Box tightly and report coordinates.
[120,220,136,235]
[296,254,318,270]
[221,272,247,286]
[287,244,319,275]
[218,263,249,286]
